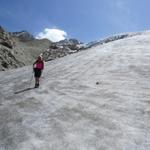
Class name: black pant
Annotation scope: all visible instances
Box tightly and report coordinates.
[34,68,42,78]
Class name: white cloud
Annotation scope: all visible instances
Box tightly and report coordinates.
[36,28,67,42]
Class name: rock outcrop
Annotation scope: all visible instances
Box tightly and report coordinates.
[0,26,14,49]
[42,39,83,61]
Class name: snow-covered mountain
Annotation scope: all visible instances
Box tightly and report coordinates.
[55,38,82,46]
[0,30,150,150]
[83,31,143,49]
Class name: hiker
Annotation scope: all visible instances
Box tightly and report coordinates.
[33,56,44,88]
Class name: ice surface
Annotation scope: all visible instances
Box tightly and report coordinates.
[0,32,150,150]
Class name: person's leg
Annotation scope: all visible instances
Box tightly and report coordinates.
[34,78,37,87]
[37,70,42,87]
[35,77,40,88]
[37,78,39,86]
[34,68,40,88]
[34,68,38,87]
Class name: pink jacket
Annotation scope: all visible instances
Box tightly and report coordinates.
[33,60,44,70]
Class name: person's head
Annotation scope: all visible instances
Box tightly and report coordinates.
[37,56,42,61]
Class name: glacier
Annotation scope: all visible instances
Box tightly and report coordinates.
[0,31,150,150]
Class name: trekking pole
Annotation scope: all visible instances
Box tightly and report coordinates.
[29,71,34,88]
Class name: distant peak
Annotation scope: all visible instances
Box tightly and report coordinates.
[10,31,35,42]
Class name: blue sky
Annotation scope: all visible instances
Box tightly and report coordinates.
[0,0,150,42]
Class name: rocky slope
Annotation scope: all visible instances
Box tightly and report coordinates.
[0,26,24,70]
[0,26,52,70]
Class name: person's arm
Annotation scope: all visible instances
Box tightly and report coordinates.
[33,60,37,67]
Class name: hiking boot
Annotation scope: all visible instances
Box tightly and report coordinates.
[35,83,39,88]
